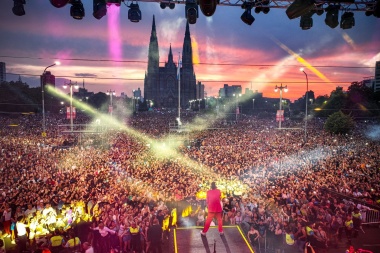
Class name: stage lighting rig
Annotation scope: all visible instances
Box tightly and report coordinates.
[93,0,107,19]
[70,0,85,20]
[316,8,324,15]
[374,0,380,17]
[160,2,175,9]
[254,0,270,14]
[128,2,142,22]
[300,11,314,30]
[286,0,315,19]
[199,0,218,17]
[340,11,355,29]
[12,0,26,16]
[325,5,339,28]
[241,2,255,25]
[50,0,70,8]
[107,0,122,6]
[185,0,199,24]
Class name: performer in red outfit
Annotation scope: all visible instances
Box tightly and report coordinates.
[201,182,224,236]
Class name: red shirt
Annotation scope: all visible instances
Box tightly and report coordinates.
[207,189,222,212]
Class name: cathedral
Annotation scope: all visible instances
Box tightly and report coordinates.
[144,16,197,108]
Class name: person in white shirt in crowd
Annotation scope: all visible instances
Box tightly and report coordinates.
[82,242,94,253]
[16,216,28,253]
[90,222,116,253]
[2,203,12,237]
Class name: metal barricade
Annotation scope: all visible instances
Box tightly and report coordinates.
[362,209,380,225]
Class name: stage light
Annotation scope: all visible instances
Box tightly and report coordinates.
[169,3,175,9]
[106,0,122,6]
[185,0,198,24]
[241,2,255,26]
[50,0,70,8]
[286,0,315,19]
[365,10,373,16]
[374,0,380,17]
[199,0,218,17]
[12,0,26,16]
[262,7,270,14]
[93,0,107,19]
[160,2,167,9]
[70,0,85,20]
[316,8,324,15]
[254,7,261,13]
[128,3,141,22]
[300,11,314,30]
[340,12,354,29]
[325,5,339,28]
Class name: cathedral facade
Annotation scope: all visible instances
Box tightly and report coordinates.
[144,16,196,108]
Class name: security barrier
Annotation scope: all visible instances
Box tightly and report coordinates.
[362,209,380,224]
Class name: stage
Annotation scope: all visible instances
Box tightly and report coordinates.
[171,226,254,253]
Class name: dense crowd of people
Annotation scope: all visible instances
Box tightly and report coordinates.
[0,111,379,253]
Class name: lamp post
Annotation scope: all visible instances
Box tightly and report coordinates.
[41,61,60,137]
[233,93,241,122]
[63,81,79,132]
[274,84,288,129]
[252,98,255,113]
[177,53,182,126]
[215,97,220,115]
[300,68,308,142]
[106,90,116,116]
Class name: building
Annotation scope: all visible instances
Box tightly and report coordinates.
[375,61,380,92]
[218,84,242,98]
[73,80,94,101]
[41,71,55,87]
[196,81,205,99]
[0,62,6,82]
[133,88,142,98]
[359,78,375,90]
[144,16,196,108]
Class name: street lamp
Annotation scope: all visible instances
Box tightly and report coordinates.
[41,61,60,137]
[300,68,309,142]
[252,98,255,113]
[63,81,79,132]
[233,93,242,122]
[133,96,140,114]
[215,96,220,115]
[274,84,288,129]
[106,90,116,116]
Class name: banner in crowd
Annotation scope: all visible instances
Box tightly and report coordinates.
[276,110,284,122]
[66,107,76,119]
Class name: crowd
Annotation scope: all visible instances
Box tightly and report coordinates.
[0,111,379,253]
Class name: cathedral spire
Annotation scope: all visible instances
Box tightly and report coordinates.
[152,15,156,37]
[168,43,174,64]
[185,21,190,37]
[147,15,159,74]
[182,21,193,70]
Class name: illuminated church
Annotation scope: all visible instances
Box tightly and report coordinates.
[144,16,196,108]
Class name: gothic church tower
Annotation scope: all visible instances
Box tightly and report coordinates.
[144,16,196,108]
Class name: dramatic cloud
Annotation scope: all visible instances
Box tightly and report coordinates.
[0,1,379,100]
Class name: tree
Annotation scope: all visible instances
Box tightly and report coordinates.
[346,82,379,118]
[88,92,108,111]
[324,111,354,134]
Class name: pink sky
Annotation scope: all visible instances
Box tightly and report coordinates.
[0,1,379,101]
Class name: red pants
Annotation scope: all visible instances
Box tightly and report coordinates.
[3,220,11,234]
[202,212,223,233]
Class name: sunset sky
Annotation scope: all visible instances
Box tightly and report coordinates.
[0,0,379,101]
